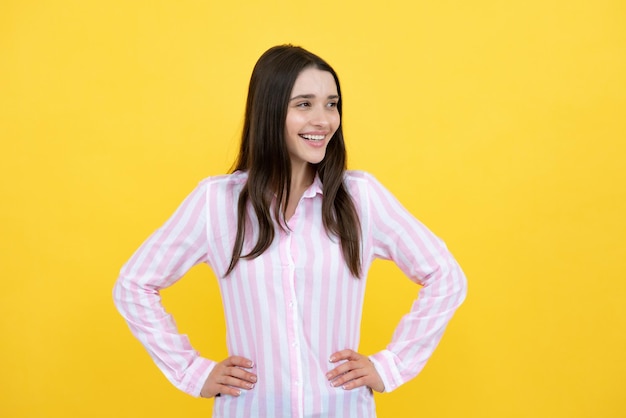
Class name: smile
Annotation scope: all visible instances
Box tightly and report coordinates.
[300,134,325,141]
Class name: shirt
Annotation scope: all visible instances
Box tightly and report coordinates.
[113,170,467,418]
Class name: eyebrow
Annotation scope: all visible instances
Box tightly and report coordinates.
[289,94,340,101]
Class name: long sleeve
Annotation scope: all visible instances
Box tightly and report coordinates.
[112,181,215,397]
[363,173,468,392]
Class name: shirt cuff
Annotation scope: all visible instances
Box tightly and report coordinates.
[369,350,405,393]
[180,357,217,397]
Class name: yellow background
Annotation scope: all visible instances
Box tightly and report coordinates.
[2,1,625,417]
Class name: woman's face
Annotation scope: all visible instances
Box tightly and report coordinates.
[284,67,340,173]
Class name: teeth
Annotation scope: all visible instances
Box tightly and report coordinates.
[301,134,325,141]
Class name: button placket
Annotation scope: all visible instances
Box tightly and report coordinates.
[280,229,304,418]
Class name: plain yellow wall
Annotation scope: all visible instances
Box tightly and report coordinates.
[2,1,625,417]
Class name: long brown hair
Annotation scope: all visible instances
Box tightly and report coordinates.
[225,45,361,277]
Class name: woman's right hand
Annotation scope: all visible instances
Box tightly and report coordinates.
[200,356,257,398]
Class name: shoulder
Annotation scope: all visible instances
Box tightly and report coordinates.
[198,171,248,193]
[343,170,400,208]
[344,169,373,184]
[342,170,384,207]
[190,172,247,218]
[343,170,382,192]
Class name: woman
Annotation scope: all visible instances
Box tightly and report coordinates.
[113,45,467,417]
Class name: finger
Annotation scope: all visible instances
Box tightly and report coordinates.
[201,379,241,398]
[224,356,255,368]
[329,349,359,363]
[328,368,366,388]
[216,384,243,397]
[340,375,371,391]
[327,359,369,383]
[326,357,368,380]
[335,364,385,393]
[225,365,258,384]
[219,374,256,390]
[327,361,355,380]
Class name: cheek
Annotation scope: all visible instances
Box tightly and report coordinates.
[285,113,302,135]
[331,113,341,133]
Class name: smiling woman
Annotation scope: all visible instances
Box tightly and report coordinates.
[112,44,467,418]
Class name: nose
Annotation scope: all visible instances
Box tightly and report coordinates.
[310,105,332,128]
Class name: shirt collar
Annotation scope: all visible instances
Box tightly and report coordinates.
[234,170,323,198]
[302,172,323,199]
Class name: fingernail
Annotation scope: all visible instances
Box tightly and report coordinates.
[247,361,254,367]
[329,356,335,362]
[251,376,257,383]
[235,390,241,396]
[247,383,254,389]
[326,373,331,379]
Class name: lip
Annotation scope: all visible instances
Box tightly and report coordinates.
[297,133,327,148]
[299,131,329,137]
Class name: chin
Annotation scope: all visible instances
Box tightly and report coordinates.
[308,153,327,165]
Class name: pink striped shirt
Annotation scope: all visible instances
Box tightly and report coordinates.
[113,170,467,417]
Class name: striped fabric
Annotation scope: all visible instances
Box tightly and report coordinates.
[113,170,467,418]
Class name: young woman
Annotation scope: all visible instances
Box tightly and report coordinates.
[113,45,467,417]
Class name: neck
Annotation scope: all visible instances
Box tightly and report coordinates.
[290,162,315,192]
[282,162,315,223]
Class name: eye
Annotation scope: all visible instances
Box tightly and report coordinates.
[327,101,338,108]
[296,101,311,108]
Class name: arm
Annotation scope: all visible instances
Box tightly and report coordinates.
[112,182,215,397]
[365,173,467,392]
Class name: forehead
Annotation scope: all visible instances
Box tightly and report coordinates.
[291,67,338,95]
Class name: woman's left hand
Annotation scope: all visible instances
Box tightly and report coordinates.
[326,349,385,393]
